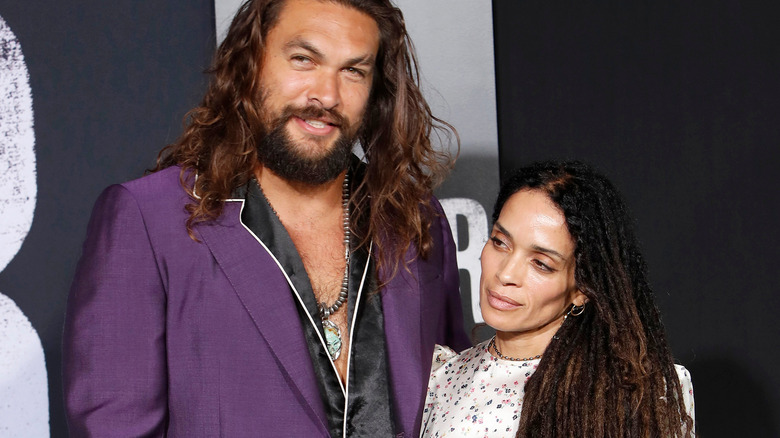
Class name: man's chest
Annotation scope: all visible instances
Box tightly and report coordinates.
[289,226,347,297]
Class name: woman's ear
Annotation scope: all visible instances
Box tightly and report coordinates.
[572,289,588,307]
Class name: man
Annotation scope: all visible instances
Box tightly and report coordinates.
[63,0,469,436]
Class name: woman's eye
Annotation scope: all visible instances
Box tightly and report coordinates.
[532,259,554,273]
[490,236,507,249]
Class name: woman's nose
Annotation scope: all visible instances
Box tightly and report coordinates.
[496,256,524,287]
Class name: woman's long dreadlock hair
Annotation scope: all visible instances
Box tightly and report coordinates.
[152,0,457,280]
[491,161,694,437]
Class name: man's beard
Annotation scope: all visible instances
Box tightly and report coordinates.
[256,105,360,185]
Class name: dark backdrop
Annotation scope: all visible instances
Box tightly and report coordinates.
[493,1,780,436]
[0,1,213,435]
[2,0,778,435]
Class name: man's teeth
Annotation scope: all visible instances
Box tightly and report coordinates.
[305,119,327,128]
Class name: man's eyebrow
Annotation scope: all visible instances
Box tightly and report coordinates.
[284,37,375,67]
[346,53,376,67]
[494,221,567,261]
[284,37,323,59]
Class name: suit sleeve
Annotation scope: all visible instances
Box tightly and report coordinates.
[63,185,168,437]
[431,197,471,352]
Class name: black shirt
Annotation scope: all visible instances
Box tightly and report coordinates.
[238,161,395,437]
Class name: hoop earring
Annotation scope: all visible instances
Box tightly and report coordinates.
[569,303,585,316]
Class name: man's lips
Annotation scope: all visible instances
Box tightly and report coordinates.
[292,116,337,135]
[486,290,522,310]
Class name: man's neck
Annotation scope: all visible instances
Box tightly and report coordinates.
[254,163,353,383]
[254,164,347,218]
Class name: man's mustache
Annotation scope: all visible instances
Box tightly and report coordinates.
[281,105,350,129]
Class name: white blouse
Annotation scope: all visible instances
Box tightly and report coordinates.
[421,340,695,438]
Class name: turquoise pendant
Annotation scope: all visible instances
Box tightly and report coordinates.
[323,319,342,360]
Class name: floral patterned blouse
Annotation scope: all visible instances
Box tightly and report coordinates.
[421,340,695,437]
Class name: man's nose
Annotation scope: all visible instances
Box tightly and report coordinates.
[307,71,341,110]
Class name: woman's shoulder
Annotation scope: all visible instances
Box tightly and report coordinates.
[674,364,693,393]
[430,344,461,373]
[674,364,696,422]
[430,340,491,373]
[431,344,458,368]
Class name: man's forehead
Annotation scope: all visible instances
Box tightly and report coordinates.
[267,0,381,58]
[273,0,378,30]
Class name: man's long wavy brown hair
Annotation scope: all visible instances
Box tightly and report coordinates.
[153,0,457,278]
[492,161,694,438]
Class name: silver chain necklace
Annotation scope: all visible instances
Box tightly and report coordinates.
[256,172,350,361]
[318,172,350,361]
[489,336,542,362]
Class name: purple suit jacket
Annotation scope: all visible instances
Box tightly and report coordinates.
[63,166,469,437]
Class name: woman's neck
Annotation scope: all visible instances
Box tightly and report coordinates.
[493,315,565,359]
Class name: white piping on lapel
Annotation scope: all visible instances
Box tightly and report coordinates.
[190,171,248,202]
[229,197,372,398]
[191,171,201,199]
[342,240,373,437]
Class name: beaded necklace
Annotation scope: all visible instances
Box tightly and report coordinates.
[489,336,542,362]
[257,172,350,361]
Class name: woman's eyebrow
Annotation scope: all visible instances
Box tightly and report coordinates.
[530,244,566,261]
[495,221,566,260]
[493,221,511,239]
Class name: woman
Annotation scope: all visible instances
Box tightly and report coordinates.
[421,161,695,437]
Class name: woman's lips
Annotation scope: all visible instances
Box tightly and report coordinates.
[486,290,522,310]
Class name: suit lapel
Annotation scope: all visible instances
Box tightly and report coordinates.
[381,246,425,435]
[197,201,329,434]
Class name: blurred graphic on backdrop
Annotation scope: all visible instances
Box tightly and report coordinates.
[0,14,49,437]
